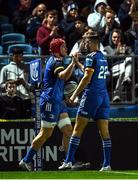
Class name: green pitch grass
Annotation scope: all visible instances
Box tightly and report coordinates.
[0,170,138,179]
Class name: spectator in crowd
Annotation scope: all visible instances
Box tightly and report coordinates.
[118,0,137,44]
[80,0,96,19]
[60,2,79,52]
[118,0,135,27]
[60,0,75,19]
[70,26,106,57]
[100,7,120,46]
[0,47,31,100]
[0,80,28,119]
[26,3,47,47]
[68,15,87,52]
[122,14,137,51]
[59,34,112,171]
[104,28,127,55]
[19,38,78,171]
[70,26,95,57]
[69,26,107,83]
[104,28,132,102]
[68,27,95,83]
[87,0,108,33]
[36,10,64,55]
[131,12,138,35]
[12,0,33,35]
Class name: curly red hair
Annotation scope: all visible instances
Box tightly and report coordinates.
[50,38,65,54]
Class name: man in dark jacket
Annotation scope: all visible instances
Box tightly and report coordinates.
[0,80,27,119]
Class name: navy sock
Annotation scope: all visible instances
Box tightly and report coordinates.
[65,136,80,163]
[23,147,37,163]
[102,138,112,167]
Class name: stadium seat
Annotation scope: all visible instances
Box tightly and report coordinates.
[0,15,9,25]
[1,33,26,54]
[0,46,3,55]
[8,44,33,55]
[8,44,35,64]
[0,46,9,69]
[0,23,14,35]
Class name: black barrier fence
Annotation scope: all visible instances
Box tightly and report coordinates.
[0,54,137,104]
[0,120,138,171]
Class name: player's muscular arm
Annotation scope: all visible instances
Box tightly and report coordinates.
[70,68,94,102]
[58,61,75,81]
[75,68,94,95]
[75,60,84,72]
[58,55,79,80]
[73,52,84,72]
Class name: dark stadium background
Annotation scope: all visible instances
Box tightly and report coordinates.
[0,0,123,21]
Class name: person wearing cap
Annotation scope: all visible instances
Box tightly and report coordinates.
[19,38,79,171]
[61,0,75,19]
[60,2,79,51]
[87,0,108,33]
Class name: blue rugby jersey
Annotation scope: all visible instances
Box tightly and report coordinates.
[41,55,65,102]
[84,51,108,93]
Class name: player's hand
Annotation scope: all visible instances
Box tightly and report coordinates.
[42,18,47,25]
[65,96,79,106]
[72,53,80,64]
[69,94,77,104]
[50,26,59,36]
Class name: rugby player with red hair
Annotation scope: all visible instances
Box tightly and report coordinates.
[19,38,78,171]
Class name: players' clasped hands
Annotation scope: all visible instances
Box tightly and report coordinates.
[69,53,81,104]
[71,52,81,65]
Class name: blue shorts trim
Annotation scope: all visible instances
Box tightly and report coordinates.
[40,97,67,123]
[77,92,110,121]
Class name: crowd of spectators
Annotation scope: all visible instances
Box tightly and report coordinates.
[0,0,138,119]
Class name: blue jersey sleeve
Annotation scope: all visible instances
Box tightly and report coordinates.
[85,56,96,70]
[53,60,64,77]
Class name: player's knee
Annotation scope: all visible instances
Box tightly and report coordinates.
[33,130,53,147]
[64,127,72,138]
[99,129,110,139]
[73,121,86,137]
[61,124,72,138]
[73,126,83,137]
[43,130,53,140]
